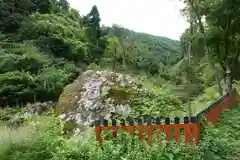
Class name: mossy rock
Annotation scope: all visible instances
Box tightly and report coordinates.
[103,86,137,105]
[55,83,82,115]
[55,71,93,115]
[62,119,77,137]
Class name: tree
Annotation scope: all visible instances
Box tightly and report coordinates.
[82,5,107,63]
[83,5,101,46]
[58,0,70,10]
[31,0,54,13]
[181,0,240,93]
[205,0,240,92]
[104,36,123,71]
[111,24,126,67]
[181,0,223,95]
[0,0,34,33]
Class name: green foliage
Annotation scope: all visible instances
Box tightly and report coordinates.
[203,86,220,101]
[0,43,50,74]
[19,13,88,61]
[104,86,137,105]
[180,0,240,83]
[105,26,182,75]
[132,89,183,117]
[1,106,239,160]
[0,108,23,121]
[102,36,124,71]
[83,5,101,45]
[0,0,61,34]
[0,71,36,106]
[34,64,81,101]
[0,64,81,106]
[0,0,183,108]
[0,1,99,107]
[0,0,239,159]
[87,63,101,71]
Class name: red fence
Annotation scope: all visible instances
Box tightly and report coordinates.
[94,88,240,145]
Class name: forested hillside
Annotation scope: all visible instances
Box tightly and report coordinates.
[0,0,181,107]
[107,26,182,67]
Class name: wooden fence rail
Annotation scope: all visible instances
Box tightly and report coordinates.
[94,88,240,145]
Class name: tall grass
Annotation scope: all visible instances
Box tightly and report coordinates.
[0,84,239,160]
[0,107,239,160]
[0,124,35,154]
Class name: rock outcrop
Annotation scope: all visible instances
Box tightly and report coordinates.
[56,70,143,136]
[24,101,55,117]
[6,101,55,129]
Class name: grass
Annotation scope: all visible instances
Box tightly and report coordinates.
[190,85,220,115]
[0,83,239,160]
[0,124,35,154]
[0,105,239,160]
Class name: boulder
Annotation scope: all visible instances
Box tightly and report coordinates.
[56,70,142,135]
[7,101,55,129]
[24,101,55,117]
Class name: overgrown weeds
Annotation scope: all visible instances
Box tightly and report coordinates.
[0,106,239,160]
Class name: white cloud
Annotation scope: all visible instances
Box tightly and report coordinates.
[67,0,189,40]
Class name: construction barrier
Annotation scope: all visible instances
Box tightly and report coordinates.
[94,88,240,145]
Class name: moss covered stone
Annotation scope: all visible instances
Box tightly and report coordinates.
[55,70,141,134]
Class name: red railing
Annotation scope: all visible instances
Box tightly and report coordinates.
[196,88,239,126]
[94,88,240,145]
[95,117,201,145]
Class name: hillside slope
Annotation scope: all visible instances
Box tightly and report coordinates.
[0,1,181,107]
[106,26,182,72]
[117,28,181,64]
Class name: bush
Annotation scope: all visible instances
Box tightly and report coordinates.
[19,13,88,61]
[0,71,36,106]
[132,89,183,117]
[1,107,240,160]
[0,62,81,107]
[34,64,81,101]
[0,43,50,74]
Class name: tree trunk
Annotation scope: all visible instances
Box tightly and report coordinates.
[187,20,193,118]
[188,42,192,118]
[205,46,223,95]
[226,66,232,92]
[112,47,116,72]
[122,50,126,69]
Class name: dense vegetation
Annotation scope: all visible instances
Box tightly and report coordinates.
[180,0,240,95]
[0,0,240,159]
[0,0,181,107]
[0,100,239,160]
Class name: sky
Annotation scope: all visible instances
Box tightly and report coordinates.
[67,0,189,40]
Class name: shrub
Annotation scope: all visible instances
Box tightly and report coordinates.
[0,62,81,107]
[132,89,183,117]
[1,107,240,160]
